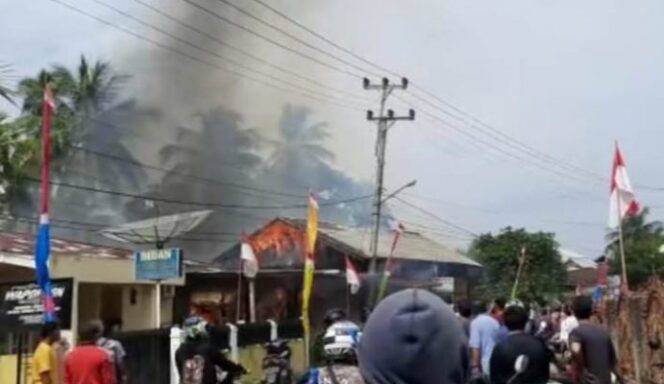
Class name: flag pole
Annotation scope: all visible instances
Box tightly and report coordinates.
[346,280,351,318]
[616,190,629,292]
[511,246,526,300]
[236,259,243,322]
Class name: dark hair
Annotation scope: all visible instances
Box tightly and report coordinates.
[471,301,488,316]
[457,301,471,318]
[504,306,529,331]
[103,319,122,337]
[41,321,59,339]
[572,295,593,320]
[563,304,572,316]
[79,321,103,343]
[494,297,507,310]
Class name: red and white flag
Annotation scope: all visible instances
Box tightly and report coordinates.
[241,237,258,278]
[345,256,361,294]
[608,143,639,229]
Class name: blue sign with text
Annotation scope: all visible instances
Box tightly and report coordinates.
[135,248,183,281]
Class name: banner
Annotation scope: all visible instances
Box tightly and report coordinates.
[0,279,73,330]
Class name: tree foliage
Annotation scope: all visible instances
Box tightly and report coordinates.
[606,207,664,288]
[469,227,568,304]
[3,55,149,223]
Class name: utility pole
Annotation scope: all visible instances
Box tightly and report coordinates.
[363,77,415,306]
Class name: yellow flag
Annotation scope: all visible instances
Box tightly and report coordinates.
[301,193,319,364]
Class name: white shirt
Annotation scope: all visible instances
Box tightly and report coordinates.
[560,315,579,343]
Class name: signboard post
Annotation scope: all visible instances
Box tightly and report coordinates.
[135,248,183,328]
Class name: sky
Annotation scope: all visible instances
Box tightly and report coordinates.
[2,0,664,258]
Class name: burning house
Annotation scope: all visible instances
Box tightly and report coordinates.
[176,218,482,327]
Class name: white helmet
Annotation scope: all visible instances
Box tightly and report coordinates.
[323,320,361,361]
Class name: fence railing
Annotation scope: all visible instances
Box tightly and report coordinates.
[117,319,303,384]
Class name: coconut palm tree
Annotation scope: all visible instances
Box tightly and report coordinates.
[0,63,14,104]
[126,107,263,258]
[263,104,373,226]
[11,56,150,224]
[606,207,664,287]
[51,56,128,123]
[268,104,334,171]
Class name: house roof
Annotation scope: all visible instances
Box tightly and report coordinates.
[560,248,597,269]
[248,218,481,267]
[0,231,131,260]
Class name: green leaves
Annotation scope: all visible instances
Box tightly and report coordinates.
[606,208,664,287]
[469,227,568,304]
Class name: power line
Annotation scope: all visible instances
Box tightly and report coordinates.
[0,215,236,244]
[399,92,606,184]
[392,196,478,237]
[250,0,402,80]
[238,0,630,189]
[22,175,373,210]
[215,0,380,78]
[65,143,307,199]
[128,0,371,104]
[46,0,362,112]
[417,108,605,192]
[183,0,362,79]
[88,0,363,111]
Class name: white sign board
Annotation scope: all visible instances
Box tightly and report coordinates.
[433,277,455,293]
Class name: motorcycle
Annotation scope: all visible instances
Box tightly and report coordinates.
[218,349,249,384]
[261,339,293,384]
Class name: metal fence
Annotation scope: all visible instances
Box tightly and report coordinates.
[115,319,303,384]
[116,328,171,384]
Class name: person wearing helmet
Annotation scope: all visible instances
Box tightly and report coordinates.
[175,317,246,384]
[311,308,347,366]
[298,320,364,384]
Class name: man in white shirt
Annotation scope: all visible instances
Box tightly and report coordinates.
[560,305,579,344]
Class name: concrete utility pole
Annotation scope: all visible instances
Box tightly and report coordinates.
[363,77,415,304]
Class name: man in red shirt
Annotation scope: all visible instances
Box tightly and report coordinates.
[65,321,116,384]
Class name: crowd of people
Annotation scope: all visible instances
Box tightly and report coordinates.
[29,289,622,384]
[298,290,623,384]
[31,320,126,384]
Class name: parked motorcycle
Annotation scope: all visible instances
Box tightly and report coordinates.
[261,340,293,384]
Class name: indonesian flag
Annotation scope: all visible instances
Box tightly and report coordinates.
[345,256,361,294]
[240,237,258,278]
[608,143,639,229]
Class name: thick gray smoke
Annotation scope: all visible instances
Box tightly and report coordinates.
[10,1,375,260]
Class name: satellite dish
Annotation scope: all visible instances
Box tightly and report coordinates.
[100,210,212,248]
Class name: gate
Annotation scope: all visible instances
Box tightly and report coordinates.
[116,328,170,384]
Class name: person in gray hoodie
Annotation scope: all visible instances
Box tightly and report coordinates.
[359,289,469,384]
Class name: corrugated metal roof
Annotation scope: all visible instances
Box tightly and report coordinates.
[255,217,479,266]
[0,232,131,259]
[560,248,597,269]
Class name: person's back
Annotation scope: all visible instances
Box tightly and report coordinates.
[98,320,127,384]
[65,345,115,384]
[32,322,60,384]
[359,289,468,384]
[570,323,616,384]
[490,305,552,384]
[176,340,221,384]
[569,295,620,384]
[470,311,501,376]
[176,316,246,384]
[65,321,115,384]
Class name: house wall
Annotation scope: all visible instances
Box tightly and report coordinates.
[50,256,184,285]
[76,283,174,332]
